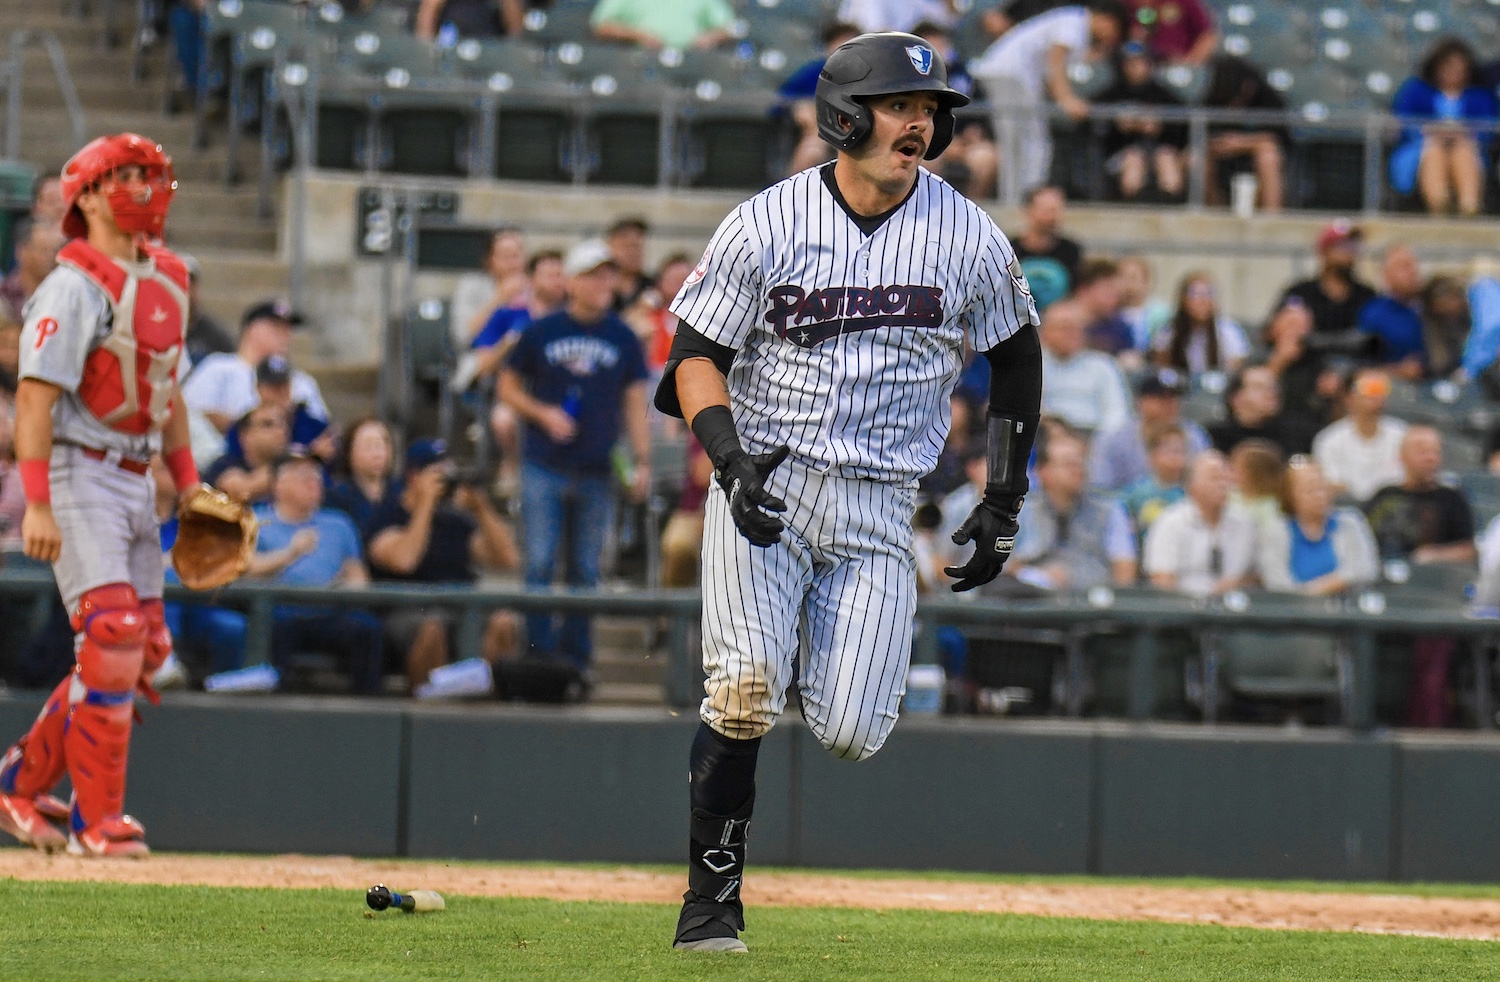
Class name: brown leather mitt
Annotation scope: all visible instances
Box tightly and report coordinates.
[171,486,259,591]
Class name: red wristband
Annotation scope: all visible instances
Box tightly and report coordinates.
[164,447,199,492]
[18,459,50,505]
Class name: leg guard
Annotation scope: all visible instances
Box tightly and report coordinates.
[138,598,173,677]
[64,584,147,834]
[0,675,72,800]
[675,724,761,950]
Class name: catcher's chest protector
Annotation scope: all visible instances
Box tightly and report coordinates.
[56,239,188,435]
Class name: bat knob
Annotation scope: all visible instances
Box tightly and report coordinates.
[366,884,393,911]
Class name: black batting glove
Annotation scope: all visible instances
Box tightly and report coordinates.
[716,445,790,548]
[944,492,1024,592]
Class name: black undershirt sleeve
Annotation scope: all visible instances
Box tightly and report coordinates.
[981,322,1043,497]
[653,320,737,419]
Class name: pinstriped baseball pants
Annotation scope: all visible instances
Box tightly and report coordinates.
[699,457,917,761]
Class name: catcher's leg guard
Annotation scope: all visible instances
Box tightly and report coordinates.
[0,677,72,851]
[63,584,149,856]
[138,598,172,677]
[675,724,760,953]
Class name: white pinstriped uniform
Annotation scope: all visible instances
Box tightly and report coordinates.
[671,166,1038,759]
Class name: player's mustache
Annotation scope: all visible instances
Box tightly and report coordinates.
[894,134,926,154]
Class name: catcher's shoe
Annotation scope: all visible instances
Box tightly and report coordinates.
[0,793,68,851]
[673,894,748,953]
[68,814,149,858]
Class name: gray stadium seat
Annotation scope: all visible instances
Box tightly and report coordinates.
[521,2,596,46]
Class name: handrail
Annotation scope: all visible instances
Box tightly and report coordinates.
[3,30,87,162]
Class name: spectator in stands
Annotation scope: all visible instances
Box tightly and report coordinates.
[326,417,400,539]
[1391,38,1497,218]
[624,252,693,373]
[1311,368,1407,504]
[1074,258,1132,358]
[1209,363,1315,457]
[178,254,235,366]
[982,0,1070,39]
[591,0,735,50]
[838,0,958,33]
[606,217,653,310]
[248,452,384,696]
[1227,438,1285,528]
[1012,186,1085,310]
[0,402,22,552]
[1421,273,1470,380]
[367,440,521,691]
[1039,300,1131,436]
[934,444,986,576]
[661,438,713,587]
[168,0,208,109]
[1121,422,1188,534]
[1006,431,1137,590]
[924,393,976,499]
[1263,298,1339,432]
[1274,221,1377,337]
[222,356,334,464]
[0,217,63,320]
[1089,367,1210,491]
[1143,450,1258,596]
[499,239,651,668]
[1125,0,1216,67]
[970,2,1129,191]
[1364,426,1476,566]
[912,21,1000,200]
[781,23,864,175]
[30,176,63,226]
[1201,54,1285,212]
[1357,245,1427,380]
[0,306,18,405]
[451,227,530,349]
[1095,42,1188,202]
[1152,272,1249,377]
[416,0,533,40]
[1118,254,1170,351]
[183,300,329,435]
[206,402,290,506]
[1257,456,1377,597]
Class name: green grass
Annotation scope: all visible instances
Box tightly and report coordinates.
[1,880,1495,982]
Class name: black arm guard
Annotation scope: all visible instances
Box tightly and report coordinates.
[653,321,738,419]
[982,323,1043,497]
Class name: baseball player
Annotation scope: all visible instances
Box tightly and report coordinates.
[0,133,201,857]
[655,33,1043,952]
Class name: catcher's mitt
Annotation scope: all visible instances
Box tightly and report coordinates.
[172,486,258,591]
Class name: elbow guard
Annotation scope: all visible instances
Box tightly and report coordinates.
[653,321,738,418]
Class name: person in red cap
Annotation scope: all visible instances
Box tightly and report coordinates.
[1272,220,1377,338]
[0,133,202,857]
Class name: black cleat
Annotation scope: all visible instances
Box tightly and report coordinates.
[672,893,748,953]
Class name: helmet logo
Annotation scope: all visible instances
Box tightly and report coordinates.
[906,45,933,76]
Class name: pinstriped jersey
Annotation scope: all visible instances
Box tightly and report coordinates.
[670,166,1039,484]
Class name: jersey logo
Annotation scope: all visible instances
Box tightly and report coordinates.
[765,284,944,348]
[906,45,933,76]
[684,249,709,288]
[33,317,59,350]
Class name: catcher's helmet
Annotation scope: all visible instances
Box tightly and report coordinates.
[60,133,176,240]
[814,32,970,160]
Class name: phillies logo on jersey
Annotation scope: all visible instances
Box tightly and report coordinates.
[764,284,944,348]
[33,317,59,349]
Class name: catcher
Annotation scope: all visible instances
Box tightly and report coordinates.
[0,133,253,858]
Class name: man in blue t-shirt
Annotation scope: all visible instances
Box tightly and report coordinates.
[1356,244,1427,378]
[499,238,652,669]
[249,453,383,695]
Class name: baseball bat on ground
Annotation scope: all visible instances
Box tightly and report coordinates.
[366,884,446,913]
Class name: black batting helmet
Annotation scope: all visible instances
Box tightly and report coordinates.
[814,32,970,160]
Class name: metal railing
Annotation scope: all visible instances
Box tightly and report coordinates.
[0,568,1492,731]
[1,30,86,163]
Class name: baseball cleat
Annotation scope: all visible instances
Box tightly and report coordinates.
[33,794,71,823]
[67,814,150,858]
[673,896,748,953]
[0,793,68,851]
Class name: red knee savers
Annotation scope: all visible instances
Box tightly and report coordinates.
[138,598,172,675]
[72,584,147,694]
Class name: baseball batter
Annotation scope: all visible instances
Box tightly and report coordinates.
[0,134,201,857]
[655,33,1043,952]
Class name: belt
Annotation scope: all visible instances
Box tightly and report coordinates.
[78,446,151,476]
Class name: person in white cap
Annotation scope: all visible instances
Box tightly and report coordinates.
[498,239,651,672]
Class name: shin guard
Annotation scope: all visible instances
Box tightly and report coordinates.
[0,675,72,800]
[64,585,147,832]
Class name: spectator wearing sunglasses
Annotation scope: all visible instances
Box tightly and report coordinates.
[1143,449,1258,596]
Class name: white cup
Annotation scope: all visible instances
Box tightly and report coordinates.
[1231,173,1258,219]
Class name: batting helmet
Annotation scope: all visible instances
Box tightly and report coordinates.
[60,133,176,240]
[814,33,970,160]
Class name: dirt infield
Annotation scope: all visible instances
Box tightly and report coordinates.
[3,851,1499,941]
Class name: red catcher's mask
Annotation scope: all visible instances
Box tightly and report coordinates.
[60,133,177,240]
[100,172,174,239]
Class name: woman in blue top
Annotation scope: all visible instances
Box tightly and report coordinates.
[1257,457,1378,596]
[1390,38,1499,216]
[323,418,401,540]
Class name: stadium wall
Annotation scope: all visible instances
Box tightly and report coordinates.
[4,694,1499,883]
